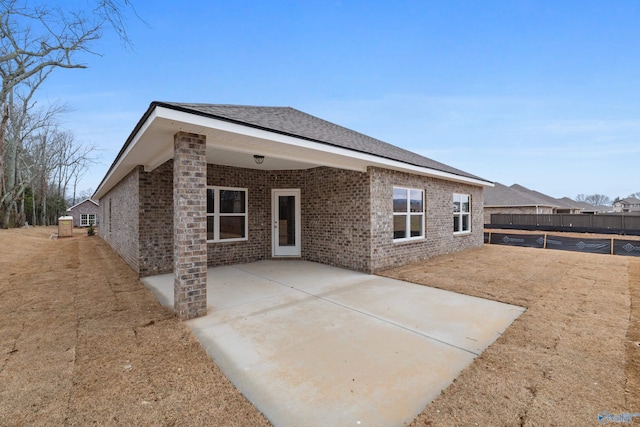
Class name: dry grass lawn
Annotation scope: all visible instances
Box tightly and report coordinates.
[1,226,638,426]
[381,233,640,426]
[0,226,270,426]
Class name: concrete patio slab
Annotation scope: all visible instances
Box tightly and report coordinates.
[142,260,525,427]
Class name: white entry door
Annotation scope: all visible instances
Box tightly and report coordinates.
[272,189,301,257]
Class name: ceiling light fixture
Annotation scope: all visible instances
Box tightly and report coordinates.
[253,155,265,165]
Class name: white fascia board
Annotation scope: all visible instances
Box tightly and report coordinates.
[67,198,98,211]
[156,107,493,187]
[94,109,159,199]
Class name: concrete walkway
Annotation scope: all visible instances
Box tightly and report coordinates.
[142,261,524,427]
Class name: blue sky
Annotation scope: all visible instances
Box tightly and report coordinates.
[40,0,640,201]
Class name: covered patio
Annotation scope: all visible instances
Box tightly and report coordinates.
[95,102,492,321]
[141,260,524,426]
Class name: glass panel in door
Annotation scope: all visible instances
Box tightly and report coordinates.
[279,195,296,246]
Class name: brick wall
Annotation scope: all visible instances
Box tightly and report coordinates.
[98,167,140,273]
[369,167,484,272]
[139,161,174,276]
[304,167,371,272]
[99,161,486,277]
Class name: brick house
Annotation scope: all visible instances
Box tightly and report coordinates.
[613,197,640,213]
[94,102,493,319]
[66,198,99,227]
[484,182,588,224]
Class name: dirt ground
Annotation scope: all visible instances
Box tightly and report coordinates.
[0,226,270,426]
[1,227,638,426]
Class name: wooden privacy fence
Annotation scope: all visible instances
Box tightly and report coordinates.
[489,214,640,235]
[484,231,640,257]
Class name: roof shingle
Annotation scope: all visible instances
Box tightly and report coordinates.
[484,182,555,207]
[157,102,489,183]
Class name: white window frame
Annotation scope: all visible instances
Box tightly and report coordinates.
[80,213,96,227]
[392,186,425,242]
[207,186,248,243]
[453,193,471,235]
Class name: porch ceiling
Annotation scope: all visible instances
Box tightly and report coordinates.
[95,107,372,199]
[140,113,367,173]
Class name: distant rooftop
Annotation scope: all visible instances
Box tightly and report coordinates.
[485,183,609,212]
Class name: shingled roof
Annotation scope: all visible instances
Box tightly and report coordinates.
[509,184,564,208]
[484,183,610,212]
[484,182,559,207]
[619,197,640,205]
[156,102,488,183]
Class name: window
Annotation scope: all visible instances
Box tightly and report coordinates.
[453,194,471,234]
[393,187,424,241]
[207,186,248,242]
[80,213,96,227]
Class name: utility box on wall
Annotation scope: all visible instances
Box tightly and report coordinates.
[58,216,73,237]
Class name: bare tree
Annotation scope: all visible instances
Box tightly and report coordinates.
[49,130,96,216]
[575,194,612,206]
[75,187,94,202]
[69,161,88,206]
[629,192,640,199]
[22,125,88,225]
[591,194,611,206]
[0,0,134,227]
[0,71,66,226]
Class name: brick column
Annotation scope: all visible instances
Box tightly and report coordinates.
[173,132,207,320]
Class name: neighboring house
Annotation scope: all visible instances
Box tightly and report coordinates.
[560,198,610,215]
[483,183,598,224]
[94,102,493,319]
[66,198,99,227]
[484,183,558,224]
[613,197,640,213]
[484,183,612,224]
[508,184,584,214]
